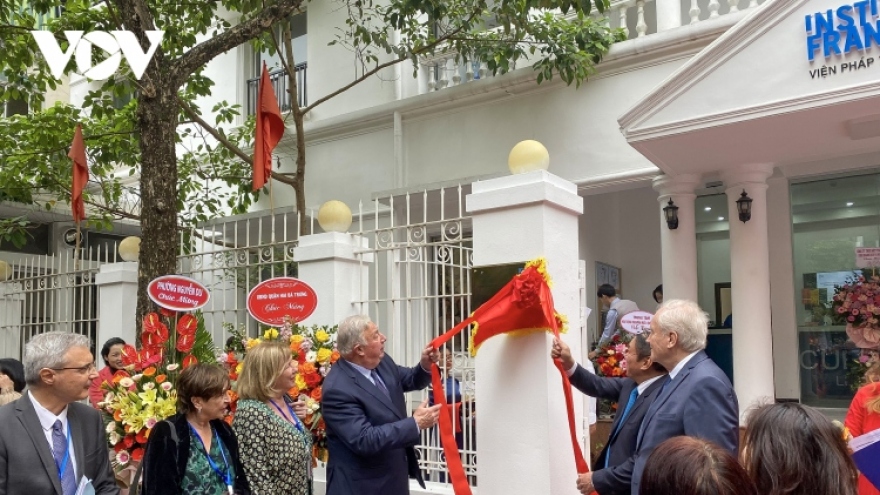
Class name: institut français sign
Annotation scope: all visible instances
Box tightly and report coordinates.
[806,0,880,78]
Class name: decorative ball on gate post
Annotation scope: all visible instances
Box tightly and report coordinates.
[0,260,11,281]
[508,139,550,174]
[118,236,141,262]
[317,200,353,233]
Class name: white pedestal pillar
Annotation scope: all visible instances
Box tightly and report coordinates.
[466,170,584,495]
[721,164,775,418]
[653,174,700,302]
[293,232,373,327]
[95,262,139,350]
[0,284,24,359]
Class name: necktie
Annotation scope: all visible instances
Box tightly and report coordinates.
[371,370,390,398]
[52,420,77,495]
[605,388,639,468]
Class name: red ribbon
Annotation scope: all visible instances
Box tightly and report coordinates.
[428,322,591,494]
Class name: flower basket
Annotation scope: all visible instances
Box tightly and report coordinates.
[100,311,217,475]
[832,273,880,350]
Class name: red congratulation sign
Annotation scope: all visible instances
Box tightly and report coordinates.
[247,277,318,326]
[147,275,210,311]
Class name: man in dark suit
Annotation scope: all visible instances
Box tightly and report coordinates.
[630,299,739,495]
[322,315,442,495]
[552,333,667,495]
[0,331,118,495]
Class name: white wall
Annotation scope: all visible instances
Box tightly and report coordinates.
[580,186,662,341]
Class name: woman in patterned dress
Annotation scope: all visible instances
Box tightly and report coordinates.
[143,363,250,495]
[233,342,312,495]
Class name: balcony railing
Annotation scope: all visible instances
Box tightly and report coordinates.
[421,0,768,93]
[246,62,307,116]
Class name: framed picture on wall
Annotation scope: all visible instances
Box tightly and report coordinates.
[595,262,622,343]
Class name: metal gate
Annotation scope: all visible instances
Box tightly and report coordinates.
[352,185,477,486]
[0,248,105,359]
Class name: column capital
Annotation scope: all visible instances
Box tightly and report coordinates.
[94,262,139,286]
[294,232,372,263]
[652,173,702,199]
[467,170,583,216]
[721,164,774,191]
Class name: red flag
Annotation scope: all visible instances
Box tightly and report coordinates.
[252,62,285,191]
[429,258,592,494]
[69,124,88,223]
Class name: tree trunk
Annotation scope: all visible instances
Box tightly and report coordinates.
[282,25,308,236]
[135,88,180,335]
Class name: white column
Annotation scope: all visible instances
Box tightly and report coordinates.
[655,0,683,32]
[721,164,775,418]
[653,174,700,302]
[466,170,584,495]
[0,284,24,359]
[293,232,372,326]
[94,262,139,349]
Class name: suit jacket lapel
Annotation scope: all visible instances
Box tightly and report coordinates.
[340,359,403,419]
[637,352,707,446]
[17,397,63,495]
[68,406,85,483]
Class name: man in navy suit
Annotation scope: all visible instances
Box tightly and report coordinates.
[629,299,739,495]
[322,315,442,495]
[552,333,667,495]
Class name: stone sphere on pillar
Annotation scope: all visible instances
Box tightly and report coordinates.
[118,236,141,262]
[317,200,353,233]
[508,140,550,174]
[0,260,11,281]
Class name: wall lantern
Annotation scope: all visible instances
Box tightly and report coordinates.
[736,190,753,223]
[663,198,679,230]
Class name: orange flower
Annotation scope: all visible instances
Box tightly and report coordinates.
[300,362,316,375]
[114,409,123,422]
[287,386,300,398]
[155,374,166,384]
[310,386,322,401]
[143,366,157,377]
[330,350,340,363]
[112,370,130,383]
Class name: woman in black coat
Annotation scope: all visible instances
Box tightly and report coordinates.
[143,364,250,495]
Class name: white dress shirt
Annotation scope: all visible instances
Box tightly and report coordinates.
[28,391,78,481]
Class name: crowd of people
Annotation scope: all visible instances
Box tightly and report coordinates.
[557,294,880,495]
[0,299,877,495]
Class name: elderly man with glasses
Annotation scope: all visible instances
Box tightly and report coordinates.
[0,331,119,495]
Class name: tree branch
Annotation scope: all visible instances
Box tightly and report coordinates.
[175,95,298,188]
[303,11,479,114]
[170,0,305,88]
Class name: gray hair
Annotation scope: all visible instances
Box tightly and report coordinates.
[655,299,708,353]
[337,315,372,356]
[24,332,92,385]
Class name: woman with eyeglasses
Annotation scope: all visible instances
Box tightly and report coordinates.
[233,342,312,495]
[89,337,127,408]
[142,363,250,495]
[0,358,25,406]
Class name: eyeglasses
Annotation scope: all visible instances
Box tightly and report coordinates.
[50,363,97,374]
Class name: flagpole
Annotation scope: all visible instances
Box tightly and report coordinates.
[74,221,81,270]
[269,158,276,244]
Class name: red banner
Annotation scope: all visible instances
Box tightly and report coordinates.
[247,277,318,325]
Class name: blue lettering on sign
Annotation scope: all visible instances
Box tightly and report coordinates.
[806,0,880,61]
